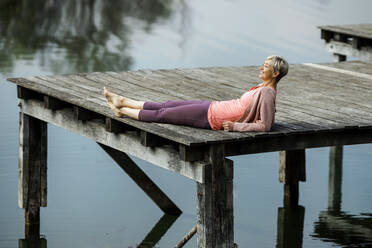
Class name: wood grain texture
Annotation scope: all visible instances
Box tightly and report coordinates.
[319,24,372,40]
[7,61,372,149]
[197,145,234,248]
[19,99,207,183]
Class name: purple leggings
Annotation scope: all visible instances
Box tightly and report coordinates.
[138,100,212,129]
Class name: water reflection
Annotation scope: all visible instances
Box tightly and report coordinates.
[19,237,47,248]
[0,0,174,74]
[276,205,305,248]
[312,211,372,247]
[18,214,178,248]
[310,147,372,247]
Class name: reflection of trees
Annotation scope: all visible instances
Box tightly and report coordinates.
[0,0,173,74]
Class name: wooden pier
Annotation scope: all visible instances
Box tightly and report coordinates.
[7,60,372,247]
[319,23,372,62]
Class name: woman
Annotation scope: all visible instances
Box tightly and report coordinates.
[104,55,288,132]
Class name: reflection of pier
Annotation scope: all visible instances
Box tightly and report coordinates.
[311,144,372,247]
[313,211,372,247]
[276,205,305,248]
[19,214,178,248]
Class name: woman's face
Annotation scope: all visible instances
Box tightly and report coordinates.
[259,59,277,82]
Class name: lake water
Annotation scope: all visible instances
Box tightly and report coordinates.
[1,0,372,247]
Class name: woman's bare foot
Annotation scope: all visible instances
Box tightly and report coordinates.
[107,102,123,117]
[103,87,145,109]
[104,87,127,108]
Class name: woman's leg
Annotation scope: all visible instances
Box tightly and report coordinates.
[143,100,209,110]
[104,87,145,109]
[139,101,211,129]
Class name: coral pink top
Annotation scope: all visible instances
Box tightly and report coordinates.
[208,85,260,130]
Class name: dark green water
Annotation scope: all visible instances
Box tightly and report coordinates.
[1,0,372,247]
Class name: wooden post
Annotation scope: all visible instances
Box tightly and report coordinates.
[197,144,234,248]
[333,53,347,62]
[328,146,343,213]
[19,113,47,237]
[279,150,306,207]
[276,205,305,248]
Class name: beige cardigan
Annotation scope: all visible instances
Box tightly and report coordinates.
[233,86,276,132]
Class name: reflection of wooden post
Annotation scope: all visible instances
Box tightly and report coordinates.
[19,113,47,237]
[279,150,306,206]
[138,214,178,248]
[328,146,343,213]
[197,145,234,248]
[276,206,305,248]
[98,144,182,216]
[19,238,47,248]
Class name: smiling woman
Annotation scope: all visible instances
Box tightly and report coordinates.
[104,55,289,132]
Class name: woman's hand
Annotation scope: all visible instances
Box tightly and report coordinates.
[222,121,234,132]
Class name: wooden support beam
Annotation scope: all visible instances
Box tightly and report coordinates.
[328,146,343,213]
[139,214,178,247]
[225,128,372,156]
[17,86,43,101]
[20,99,206,182]
[179,144,206,162]
[321,30,333,43]
[279,149,306,206]
[333,53,347,62]
[276,205,305,248]
[44,95,69,110]
[333,33,347,42]
[352,37,361,50]
[98,143,182,215]
[19,113,47,237]
[140,131,170,147]
[105,117,137,133]
[197,145,234,248]
[73,106,103,121]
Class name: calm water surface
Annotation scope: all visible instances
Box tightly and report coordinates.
[0,0,372,247]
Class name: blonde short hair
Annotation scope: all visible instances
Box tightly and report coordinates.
[267,55,289,83]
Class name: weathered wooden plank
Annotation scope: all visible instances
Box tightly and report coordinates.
[8,60,372,147]
[19,99,207,182]
[225,127,372,156]
[320,61,372,76]
[197,145,234,248]
[319,24,372,40]
[10,77,206,146]
[17,86,43,101]
[98,144,182,215]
